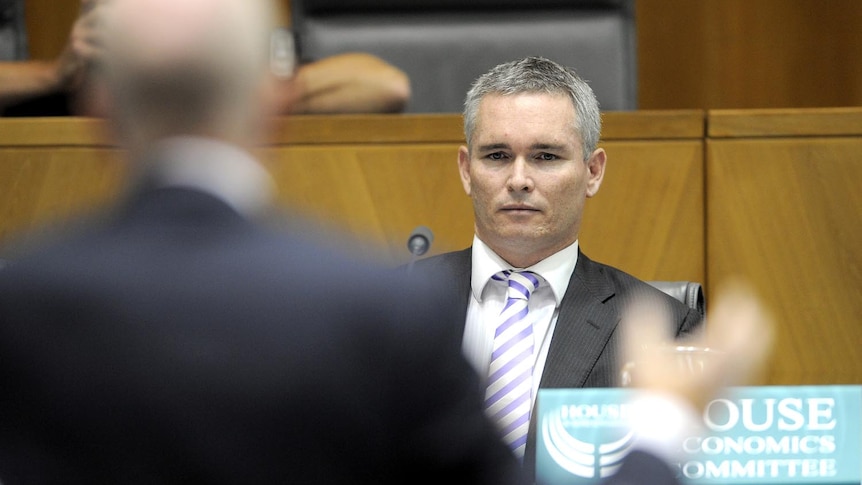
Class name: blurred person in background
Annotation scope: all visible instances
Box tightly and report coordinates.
[0,0,409,116]
[0,0,516,483]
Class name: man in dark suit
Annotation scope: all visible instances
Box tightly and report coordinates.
[413,57,704,478]
[0,0,518,483]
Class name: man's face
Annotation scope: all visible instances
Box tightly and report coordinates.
[458,92,606,268]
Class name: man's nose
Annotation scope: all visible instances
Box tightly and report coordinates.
[506,157,534,192]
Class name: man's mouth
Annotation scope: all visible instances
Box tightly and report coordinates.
[500,205,539,213]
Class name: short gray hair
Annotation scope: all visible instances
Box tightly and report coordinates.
[463,56,601,161]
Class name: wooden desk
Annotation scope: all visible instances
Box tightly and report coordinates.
[3,109,859,386]
[0,111,706,285]
[706,108,862,385]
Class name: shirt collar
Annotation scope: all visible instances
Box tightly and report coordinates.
[138,136,276,217]
[470,235,579,306]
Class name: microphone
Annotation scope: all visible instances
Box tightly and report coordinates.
[406,225,434,274]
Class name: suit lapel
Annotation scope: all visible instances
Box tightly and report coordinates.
[525,252,622,481]
[444,248,472,324]
[539,251,621,388]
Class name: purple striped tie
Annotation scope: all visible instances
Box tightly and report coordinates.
[485,270,540,458]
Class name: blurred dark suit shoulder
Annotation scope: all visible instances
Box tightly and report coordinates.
[0,187,518,484]
[601,450,682,485]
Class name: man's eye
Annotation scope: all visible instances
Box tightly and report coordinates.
[538,153,558,161]
[488,152,506,160]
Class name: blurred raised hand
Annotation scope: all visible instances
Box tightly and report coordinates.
[620,280,776,411]
[0,0,108,113]
[55,0,107,91]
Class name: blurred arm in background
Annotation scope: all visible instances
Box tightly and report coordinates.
[274,52,411,114]
[1,0,410,115]
[0,0,101,114]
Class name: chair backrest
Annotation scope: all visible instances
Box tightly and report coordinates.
[0,0,28,61]
[646,281,705,314]
[291,0,637,113]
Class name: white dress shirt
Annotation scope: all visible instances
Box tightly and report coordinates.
[138,136,276,217]
[461,235,579,402]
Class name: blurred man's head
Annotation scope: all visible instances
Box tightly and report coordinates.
[95,0,279,150]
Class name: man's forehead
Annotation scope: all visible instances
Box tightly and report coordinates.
[479,91,574,111]
[472,92,581,145]
[476,92,577,124]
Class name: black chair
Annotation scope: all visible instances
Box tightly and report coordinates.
[291,0,637,113]
[646,281,705,314]
[0,0,27,61]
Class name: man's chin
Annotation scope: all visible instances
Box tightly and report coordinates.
[485,229,542,248]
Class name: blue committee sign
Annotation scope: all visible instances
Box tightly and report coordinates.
[536,386,862,485]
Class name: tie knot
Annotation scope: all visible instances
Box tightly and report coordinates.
[495,270,540,301]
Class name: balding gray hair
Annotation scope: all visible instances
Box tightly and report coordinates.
[463,57,601,161]
[98,0,279,145]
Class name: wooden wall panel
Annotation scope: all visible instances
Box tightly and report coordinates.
[707,137,862,385]
[2,110,859,387]
[259,144,472,265]
[635,0,712,110]
[708,107,862,138]
[0,114,705,284]
[0,148,124,243]
[23,0,78,60]
[580,140,704,283]
[637,0,862,110]
[259,139,706,277]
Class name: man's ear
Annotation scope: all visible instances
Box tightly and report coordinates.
[458,145,472,196]
[585,147,606,198]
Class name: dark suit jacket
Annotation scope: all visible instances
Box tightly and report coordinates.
[601,450,681,485]
[0,187,520,484]
[413,248,704,481]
